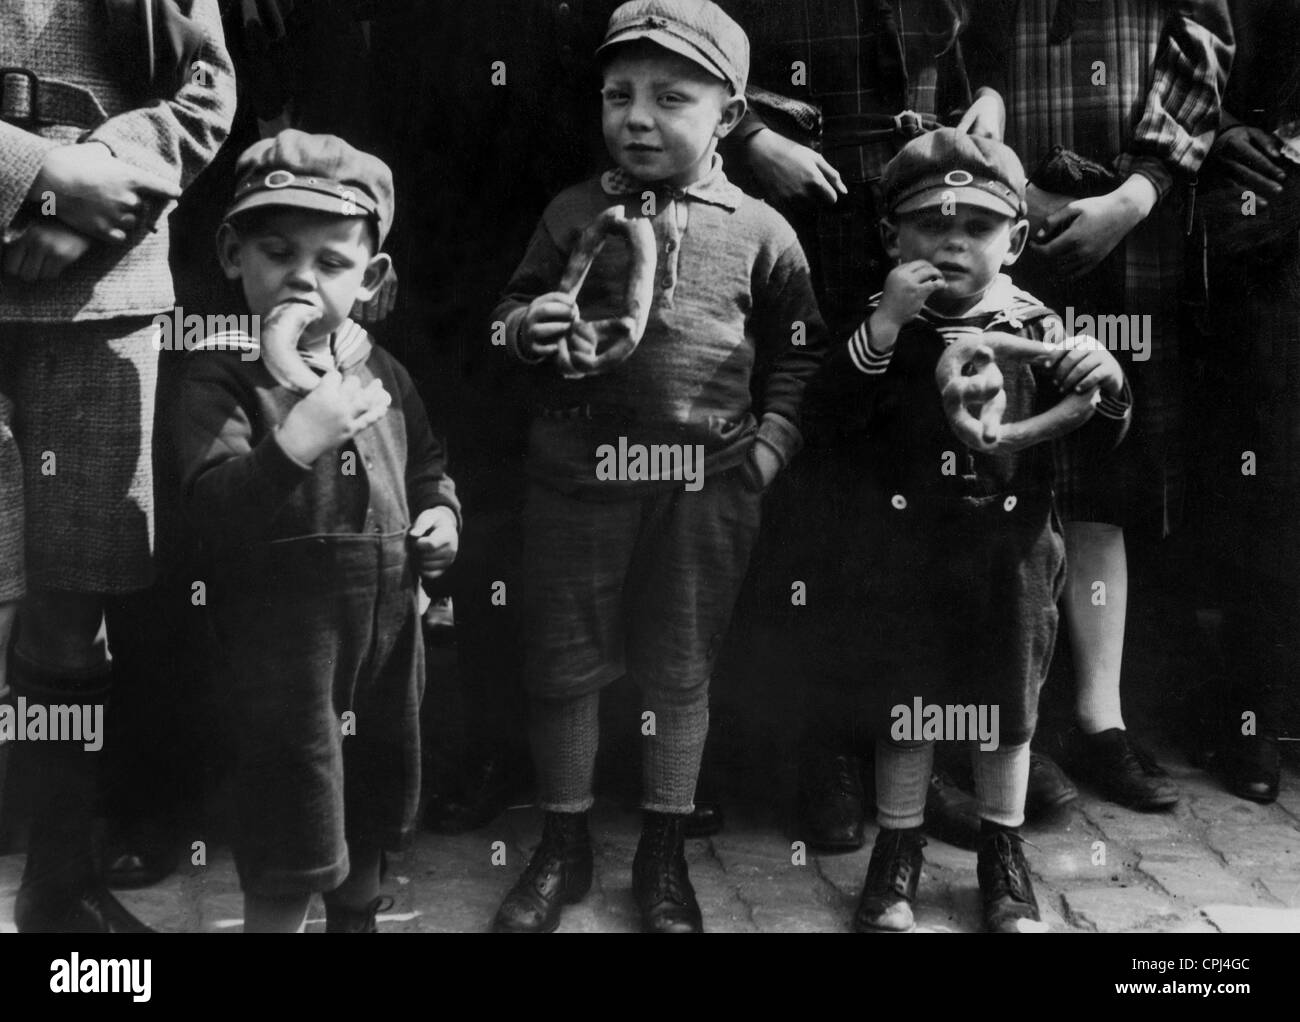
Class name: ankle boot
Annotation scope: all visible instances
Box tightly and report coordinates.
[492,811,592,933]
[632,810,702,933]
[11,660,154,933]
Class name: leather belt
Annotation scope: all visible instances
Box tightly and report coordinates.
[0,68,108,129]
[822,110,940,151]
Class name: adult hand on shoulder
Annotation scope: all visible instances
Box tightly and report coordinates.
[745,128,846,206]
[409,506,459,580]
[1,221,93,281]
[1211,125,1286,205]
[30,142,181,244]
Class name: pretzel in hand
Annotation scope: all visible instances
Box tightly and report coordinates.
[935,331,1101,454]
[553,207,657,379]
[259,300,325,394]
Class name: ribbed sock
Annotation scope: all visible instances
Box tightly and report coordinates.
[640,686,709,814]
[972,741,1031,828]
[875,740,933,830]
[528,692,600,813]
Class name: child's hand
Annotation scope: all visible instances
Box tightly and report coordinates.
[409,506,459,580]
[955,87,1006,141]
[30,142,180,244]
[275,369,391,466]
[1031,176,1156,278]
[1,221,92,281]
[521,291,578,360]
[877,259,946,327]
[744,442,782,491]
[1044,335,1124,398]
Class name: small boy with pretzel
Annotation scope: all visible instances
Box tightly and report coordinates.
[491,0,825,934]
[802,127,1131,933]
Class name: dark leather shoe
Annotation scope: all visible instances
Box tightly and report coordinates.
[1072,729,1180,811]
[633,811,702,933]
[1223,734,1280,804]
[15,882,155,933]
[1025,751,1078,820]
[796,750,865,852]
[104,846,180,890]
[924,771,980,850]
[976,826,1047,933]
[684,800,724,839]
[325,895,395,933]
[426,753,528,834]
[854,826,925,932]
[492,811,592,933]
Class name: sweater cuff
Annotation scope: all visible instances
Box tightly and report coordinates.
[847,318,893,375]
[1096,379,1133,421]
[266,427,319,482]
[736,111,770,144]
[504,307,547,365]
[755,411,803,468]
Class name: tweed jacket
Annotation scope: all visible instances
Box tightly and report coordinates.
[0,0,235,322]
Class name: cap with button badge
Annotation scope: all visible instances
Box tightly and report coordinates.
[224,128,395,246]
[881,127,1028,220]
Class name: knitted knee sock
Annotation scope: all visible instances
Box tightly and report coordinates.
[972,742,1031,828]
[528,693,600,813]
[640,687,709,815]
[875,740,934,830]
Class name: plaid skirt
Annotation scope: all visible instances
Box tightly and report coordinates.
[0,317,158,596]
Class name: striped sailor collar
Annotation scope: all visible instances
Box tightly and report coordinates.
[917,274,1047,329]
[600,153,742,211]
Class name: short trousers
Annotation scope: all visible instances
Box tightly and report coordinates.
[807,493,1067,749]
[0,318,159,597]
[521,470,763,702]
[210,529,424,897]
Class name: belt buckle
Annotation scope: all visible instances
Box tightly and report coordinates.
[0,68,40,126]
[892,109,925,139]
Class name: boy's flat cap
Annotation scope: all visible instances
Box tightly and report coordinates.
[225,129,394,246]
[597,0,749,95]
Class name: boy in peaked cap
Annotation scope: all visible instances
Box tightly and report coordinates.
[175,129,460,933]
[492,0,825,934]
[801,127,1132,933]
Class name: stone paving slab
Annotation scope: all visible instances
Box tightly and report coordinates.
[2,750,1297,934]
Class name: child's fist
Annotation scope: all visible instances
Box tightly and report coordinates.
[743,442,782,491]
[275,369,391,466]
[1044,335,1125,398]
[521,291,577,360]
[409,506,459,580]
[877,260,946,327]
[1,221,92,282]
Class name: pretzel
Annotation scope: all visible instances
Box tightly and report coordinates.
[553,207,657,379]
[934,331,1101,455]
[259,300,324,394]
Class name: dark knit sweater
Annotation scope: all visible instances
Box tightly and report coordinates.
[495,158,826,497]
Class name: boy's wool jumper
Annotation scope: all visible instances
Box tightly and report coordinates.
[495,158,826,497]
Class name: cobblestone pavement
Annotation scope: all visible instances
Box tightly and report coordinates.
[2,738,1298,934]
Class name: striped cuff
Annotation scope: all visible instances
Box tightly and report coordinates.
[847,319,893,375]
[1096,380,1133,420]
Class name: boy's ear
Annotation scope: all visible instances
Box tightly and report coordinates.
[880,218,901,261]
[355,252,393,302]
[1002,218,1031,266]
[215,222,244,280]
[713,94,747,139]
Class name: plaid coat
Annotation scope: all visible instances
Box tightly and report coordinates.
[964,0,1233,534]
